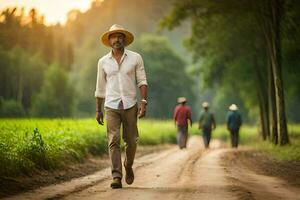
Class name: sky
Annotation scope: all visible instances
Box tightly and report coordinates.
[0,0,94,25]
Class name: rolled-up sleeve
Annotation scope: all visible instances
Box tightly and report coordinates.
[94,59,106,98]
[136,54,147,87]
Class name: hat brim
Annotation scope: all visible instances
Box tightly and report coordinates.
[101,30,134,47]
[177,98,187,103]
[202,104,209,108]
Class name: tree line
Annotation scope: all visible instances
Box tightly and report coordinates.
[0,2,195,119]
[0,8,74,117]
[1,0,299,142]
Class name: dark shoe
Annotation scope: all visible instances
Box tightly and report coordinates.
[110,177,122,189]
[125,167,134,185]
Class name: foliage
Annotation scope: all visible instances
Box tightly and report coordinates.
[160,0,268,120]
[0,47,47,113]
[160,0,300,145]
[133,35,195,118]
[0,98,25,117]
[0,8,74,117]
[0,119,106,176]
[256,124,300,160]
[30,63,75,117]
[0,118,299,177]
[64,0,191,116]
[0,118,182,176]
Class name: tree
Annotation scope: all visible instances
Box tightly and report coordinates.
[31,63,75,117]
[160,0,299,144]
[133,34,195,118]
[0,7,75,117]
[255,0,289,144]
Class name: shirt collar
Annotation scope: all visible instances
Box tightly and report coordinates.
[109,49,128,59]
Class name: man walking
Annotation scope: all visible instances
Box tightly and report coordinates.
[198,102,216,148]
[227,104,242,148]
[95,24,148,189]
[173,97,192,149]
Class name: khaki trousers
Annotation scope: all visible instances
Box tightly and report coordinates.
[105,105,139,179]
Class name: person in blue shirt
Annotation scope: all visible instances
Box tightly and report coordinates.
[226,104,242,148]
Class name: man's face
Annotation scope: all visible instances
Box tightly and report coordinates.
[109,33,125,49]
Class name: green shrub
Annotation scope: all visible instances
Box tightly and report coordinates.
[0,99,26,117]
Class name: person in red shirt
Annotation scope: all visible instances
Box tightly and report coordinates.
[173,97,193,149]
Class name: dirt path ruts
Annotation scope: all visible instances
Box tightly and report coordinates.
[62,138,237,200]
[3,136,299,200]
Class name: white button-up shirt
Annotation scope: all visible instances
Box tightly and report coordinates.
[94,49,148,109]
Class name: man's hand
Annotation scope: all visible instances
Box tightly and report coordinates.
[138,103,146,118]
[96,111,104,125]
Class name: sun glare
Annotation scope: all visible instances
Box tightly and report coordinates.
[0,0,95,25]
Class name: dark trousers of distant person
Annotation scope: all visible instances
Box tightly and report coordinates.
[230,128,239,148]
[177,125,188,149]
[202,126,212,148]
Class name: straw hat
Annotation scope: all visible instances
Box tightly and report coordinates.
[177,97,187,103]
[229,104,238,111]
[202,101,209,108]
[101,24,134,47]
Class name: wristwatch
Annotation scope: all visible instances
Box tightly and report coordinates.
[141,99,148,105]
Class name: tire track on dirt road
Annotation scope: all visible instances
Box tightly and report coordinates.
[3,145,177,200]
[5,136,299,200]
[61,137,238,200]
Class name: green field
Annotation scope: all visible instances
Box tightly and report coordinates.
[0,119,299,177]
[0,119,182,176]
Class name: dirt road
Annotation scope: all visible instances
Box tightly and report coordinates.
[4,136,299,200]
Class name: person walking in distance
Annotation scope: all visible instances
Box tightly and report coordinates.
[227,104,242,148]
[198,102,216,148]
[173,97,192,149]
[95,24,148,189]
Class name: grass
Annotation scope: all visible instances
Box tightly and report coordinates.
[255,124,300,161]
[0,118,181,177]
[0,119,299,177]
[210,124,300,161]
[0,119,107,176]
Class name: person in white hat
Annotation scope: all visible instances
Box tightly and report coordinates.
[173,97,192,149]
[227,104,242,148]
[95,24,148,189]
[198,101,216,148]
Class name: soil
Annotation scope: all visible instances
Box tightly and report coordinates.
[0,144,170,198]
[221,149,300,187]
[1,136,300,200]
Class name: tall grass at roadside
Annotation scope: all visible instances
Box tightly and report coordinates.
[0,119,107,176]
[255,124,300,161]
[0,119,180,177]
[1,119,299,177]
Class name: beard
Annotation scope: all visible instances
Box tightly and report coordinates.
[112,42,124,49]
